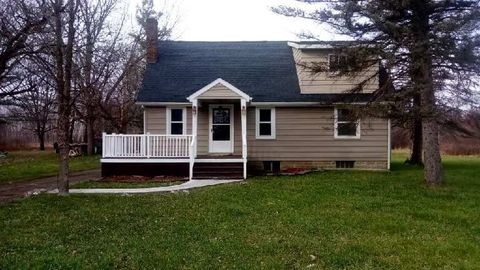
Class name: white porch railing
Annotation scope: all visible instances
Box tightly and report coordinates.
[102,133,193,158]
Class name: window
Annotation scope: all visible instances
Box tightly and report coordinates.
[255,108,276,139]
[166,108,186,135]
[328,54,348,72]
[263,161,280,174]
[334,108,360,139]
[336,161,355,168]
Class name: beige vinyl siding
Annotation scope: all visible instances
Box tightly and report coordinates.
[196,103,242,156]
[292,48,379,94]
[197,83,242,99]
[144,105,388,163]
[247,107,388,161]
[144,107,192,134]
[144,105,241,155]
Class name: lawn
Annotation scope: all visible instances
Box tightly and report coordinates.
[1,152,479,269]
[0,150,100,184]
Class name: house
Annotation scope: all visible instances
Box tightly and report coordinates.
[101,19,391,179]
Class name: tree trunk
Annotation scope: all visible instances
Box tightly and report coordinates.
[35,123,46,151]
[69,119,75,144]
[57,109,70,194]
[420,47,443,184]
[410,119,423,164]
[409,94,423,165]
[53,0,69,194]
[411,0,443,185]
[84,24,95,156]
[422,118,443,184]
[38,132,45,151]
[53,0,78,194]
[86,116,95,155]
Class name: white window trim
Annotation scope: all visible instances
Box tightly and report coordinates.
[334,107,361,139]
[166,107,187,135]
[255,107,276,139]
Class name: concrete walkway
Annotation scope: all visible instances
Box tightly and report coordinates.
[67,179,242,194]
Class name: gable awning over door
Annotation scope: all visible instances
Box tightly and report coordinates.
[187,78,252,101]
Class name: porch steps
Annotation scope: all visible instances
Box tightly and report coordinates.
[193,162,243,179]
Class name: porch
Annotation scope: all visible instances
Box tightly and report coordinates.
[101,78,252,179]
[101,133,246,180]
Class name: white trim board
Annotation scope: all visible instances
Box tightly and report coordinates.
[187,78,252,102]
[288,41,356,50]
[139,101,371,107]
[288,41,337,49]
[137,102,191,106]
[251,102,369,107]
[101,159,189,163]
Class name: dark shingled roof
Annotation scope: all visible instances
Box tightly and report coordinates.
[137,41,374,103]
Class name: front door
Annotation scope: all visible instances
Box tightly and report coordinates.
[209,105,234,153]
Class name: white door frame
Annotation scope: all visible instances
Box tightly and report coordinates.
[209,104,234,153]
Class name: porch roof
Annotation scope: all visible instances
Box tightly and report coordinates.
[137,41,374,104]
[187,78,252,102]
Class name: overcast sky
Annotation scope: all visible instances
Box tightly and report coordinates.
[130,0,337,41]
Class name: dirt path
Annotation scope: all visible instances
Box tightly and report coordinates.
[0,169,101,203]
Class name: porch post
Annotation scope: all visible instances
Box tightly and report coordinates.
[241,98,247,179]
[192,99,198,158]
[102,132,106,158]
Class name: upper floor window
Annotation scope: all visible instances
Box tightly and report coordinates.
[166,108,186,135]
[328,54,348,72]
[256,108,276,139]
[334,108,360,139]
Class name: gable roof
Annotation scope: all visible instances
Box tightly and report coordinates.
[137,41,373,103]
[187,78,252,101]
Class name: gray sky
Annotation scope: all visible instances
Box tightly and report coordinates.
[130,0,336,41]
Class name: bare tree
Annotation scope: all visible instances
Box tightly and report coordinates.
[73,0,176,153]
[99,44,144,133]
[10,76,55,150]
[98,0,176,134]
[1,0,177,193]
[0,0,48,103]
[51,0,80,194]
[73,0,121,155]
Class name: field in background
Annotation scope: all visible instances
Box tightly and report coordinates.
[392,126,480,155]
[0,151,100,184]
[1,152,479,269]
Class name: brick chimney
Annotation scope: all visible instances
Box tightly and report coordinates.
[146,18,158,63]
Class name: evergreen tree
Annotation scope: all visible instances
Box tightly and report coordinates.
[273,0,480,185]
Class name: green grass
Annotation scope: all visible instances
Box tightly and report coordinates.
[0,151,100,184]
[1,152,480,269]
[71,180,185,189]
